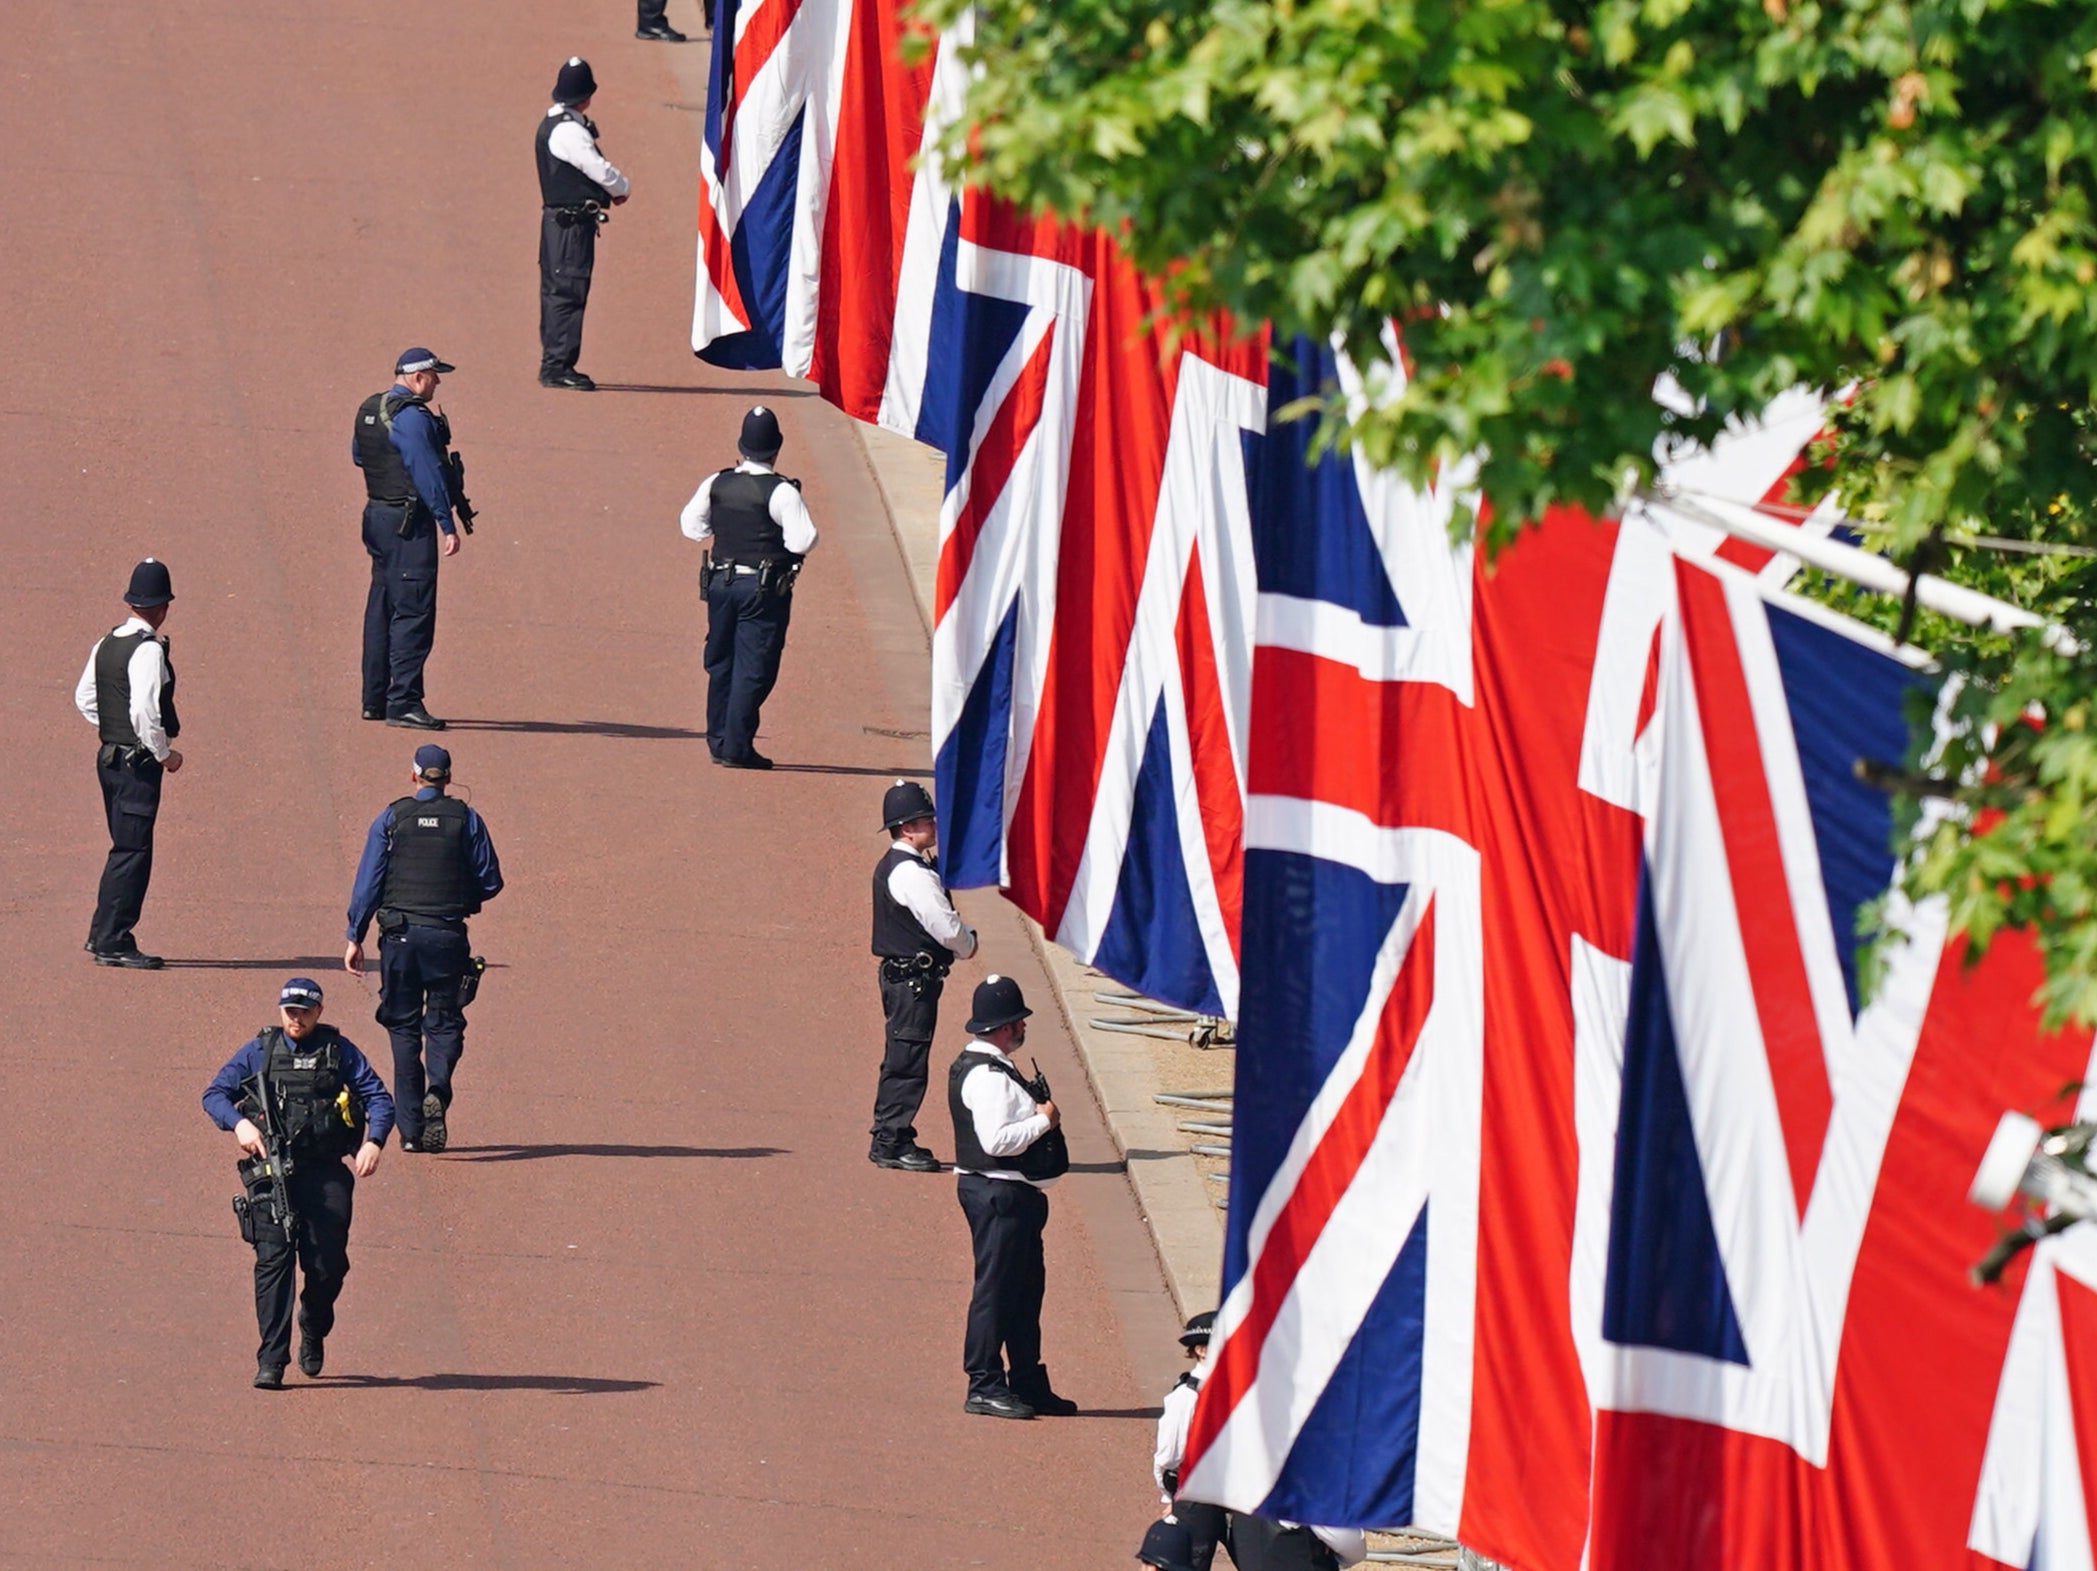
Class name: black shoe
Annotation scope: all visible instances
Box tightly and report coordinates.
[963,1389,1035,1420]
[254,1365,286,1390]
[399,1138,423,1153]
[421,1093,448,1154]
[362,706,384,721]
[539,370,597,391]
[92,948,164,969]
[720,750,773,770]
[1009,1366,1079,1416]
[298,1335,325,1378]
[386,707,447,730]
[635,24,688,39]
[871,1143,941,1172]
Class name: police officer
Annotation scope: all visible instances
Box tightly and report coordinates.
[950,975,1077,1419]
[75,559,183,968]
[344,745,504,1152]
[355,348,465,730]
[680,406,818,769]
[1223,1520,1368,1571]
[1153,1311,1227,1571]
[202,977,395,1388]
[537,57,630,391]
[870,779,977,1171]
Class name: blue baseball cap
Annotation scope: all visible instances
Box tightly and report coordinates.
[395,347,456,375]
[280,977,324,1010]
[413,744,452,775]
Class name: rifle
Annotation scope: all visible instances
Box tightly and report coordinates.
[444,451,477,535]
[234,1069,297,1246]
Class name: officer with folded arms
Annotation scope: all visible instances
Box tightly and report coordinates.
[202,977,394,1389]
[345,745,504,1152]
[950,975,1077,1419]
[870,779,977,1172]
[75,558,183,968]
[680,406,818,769]
[355,347,466,730]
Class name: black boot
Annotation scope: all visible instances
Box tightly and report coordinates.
[1009,1364,1078,1416]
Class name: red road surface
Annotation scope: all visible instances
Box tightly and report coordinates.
[0,4,1184,1564]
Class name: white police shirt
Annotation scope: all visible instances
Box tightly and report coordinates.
[679,459,820,554]
[1153,1351,1208,1501]
[74,617,174,762]
[545,107,631,198]
[954,1040,1056,1188]
[888,851,976,958]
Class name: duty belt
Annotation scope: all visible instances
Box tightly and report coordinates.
[96,743,159,769]
[880,953,951,983]
[378,909,467,932]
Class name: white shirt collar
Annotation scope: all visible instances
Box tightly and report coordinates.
[736,458,777,476]
[115,615,154,636]
[968,1038,1015,1065]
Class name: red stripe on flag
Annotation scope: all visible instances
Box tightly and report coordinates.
[1176,549,1244,960]
[696,188,750,333]
[932,324,1056,618]
[1675,562,1832,1216]
[1183,899,1439,1477]
[716,0,806,172]
[2057,1273,2097,1546]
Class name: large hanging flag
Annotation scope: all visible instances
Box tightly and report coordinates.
[1181,457,2093,1568]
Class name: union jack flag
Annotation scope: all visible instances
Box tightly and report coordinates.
[1180,404,2096,1567]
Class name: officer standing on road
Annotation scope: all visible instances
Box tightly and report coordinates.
[870,779,977,1172]
[202,977,394,1389]
[680,406,818,769]
[949,975,1077,1419]
[345,745,504,1153]
[355,348,465,730]
[537,57,630,391]
[75,559,183,968]
[1153,1311,1227,1571]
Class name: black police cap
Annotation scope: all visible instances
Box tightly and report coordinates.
[1136,1517,1199,1571]
[882,779,936,831]
[739,404,783,460]
[554,56,597,103]
[965,974,1032,1036]
[123,558,174,609]
[1179,1310,1217,1348]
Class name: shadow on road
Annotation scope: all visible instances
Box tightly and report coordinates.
[770,762,933,779]
[326,1372,660,1393]
[446,1143,789,1163]
[443,718,707,740]
[163,956,346,970]
[593,382,820,397]
[1072,1405,1166,1420]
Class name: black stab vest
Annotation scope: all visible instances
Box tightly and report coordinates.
[254,1025,362,1160]
[948,1051,1068,1181]
[355,390,448,504]
[872,845,944,959]
[707,469,796,563]
[536,110,612,207]
[380,795,474,918]
[94,629,179,747]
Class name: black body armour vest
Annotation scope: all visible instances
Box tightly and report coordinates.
[356,390,450,504]
[254,1025,362,1160]
[536,110,612,207]
[380,795,475,918]
[872,845,944,959]
[94,629,179,747]
[707,470,797,564]
[948,1051,1070,1181]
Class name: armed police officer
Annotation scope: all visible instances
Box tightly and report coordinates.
[75,559,183,968]
[537,57,630,391]
[680,406,818,769]
[870,779,977,1172]
[202,977,394,1389]
[345,745,504,1153]
[950,975,1077,1420]
[355,348,469,730]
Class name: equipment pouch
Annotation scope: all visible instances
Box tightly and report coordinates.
[233,1192,260,1246]
[699,560,717,596]
[457,954,487,1008]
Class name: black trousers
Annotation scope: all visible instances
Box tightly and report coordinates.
[703,574,793,760]
[1224,1517,1341,1571]
[957,1173,1048,1397]
[88,750,163,953]
[637,0,667,24]
[1173,1500,1229,1571]
[360,501,440,716]
[539,210,596,377]
[378,923,471,1141]
[252,1158,354,1370]
[871,970,943,1147]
